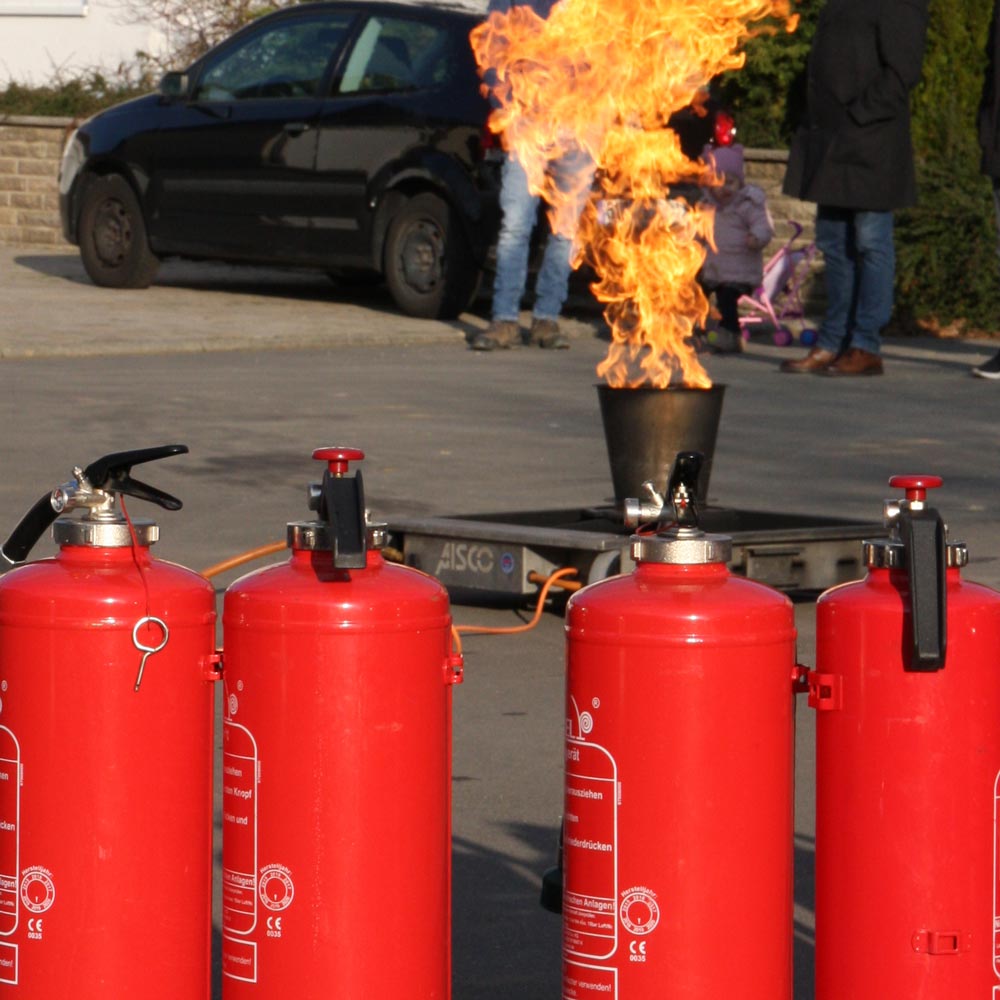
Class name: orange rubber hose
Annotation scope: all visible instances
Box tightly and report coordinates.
[200,541,286,579]
[450,566,579,655]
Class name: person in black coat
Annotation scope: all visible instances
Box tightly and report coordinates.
[779,0,929,376]
[973,1,1000,378]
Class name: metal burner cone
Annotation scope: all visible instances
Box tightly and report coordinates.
[596,383,726,505]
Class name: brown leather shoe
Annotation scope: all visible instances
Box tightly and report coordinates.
[779,347,838,374]
[822,348,883,377]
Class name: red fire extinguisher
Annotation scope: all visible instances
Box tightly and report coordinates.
[811,475,1000,998]
[0,445,217,998]
[562,452,797,1000]
[221,447,462,999]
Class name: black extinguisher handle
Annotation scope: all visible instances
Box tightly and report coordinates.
[1,444,188,567]
[667,450,703,528]
[899,506,947,671]
[320,467,367,569]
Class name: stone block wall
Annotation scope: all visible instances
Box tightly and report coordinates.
[0,116,75,246]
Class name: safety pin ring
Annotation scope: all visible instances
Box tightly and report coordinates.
[132,616,168,691]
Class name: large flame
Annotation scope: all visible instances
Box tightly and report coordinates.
[471,0,795,388]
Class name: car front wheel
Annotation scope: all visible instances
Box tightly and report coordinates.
[78,174,159,289]
[383,192,478,320]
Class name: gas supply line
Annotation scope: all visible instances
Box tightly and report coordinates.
[198,541,580,654]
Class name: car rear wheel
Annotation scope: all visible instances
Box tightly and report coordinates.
[78,174,159,289]
[383,192,478,320]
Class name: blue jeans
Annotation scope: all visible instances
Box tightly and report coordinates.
[491,152,589,322]
[814,207,895,356]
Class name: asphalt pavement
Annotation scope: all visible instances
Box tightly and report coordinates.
[3,244,1000,999]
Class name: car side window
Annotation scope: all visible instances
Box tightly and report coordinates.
[339,16,453,95]
[193,13,353,101]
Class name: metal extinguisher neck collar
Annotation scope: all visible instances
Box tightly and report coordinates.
[864,538,968,570]
[631,526,732,565]
[287,520,387,552]
[53,514,158,549]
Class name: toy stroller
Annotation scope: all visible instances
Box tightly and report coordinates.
[738,221,819,346]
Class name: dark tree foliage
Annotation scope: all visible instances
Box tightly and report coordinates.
[717,0,822,148]
[894,0,1000,333]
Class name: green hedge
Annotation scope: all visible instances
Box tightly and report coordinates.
[0,74,150,119]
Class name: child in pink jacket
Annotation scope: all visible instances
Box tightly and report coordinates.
[699,144,774,353]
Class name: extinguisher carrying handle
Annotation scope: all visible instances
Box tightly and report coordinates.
[898,505,947,671]
[1,444,188,566]
[319,467,367,569]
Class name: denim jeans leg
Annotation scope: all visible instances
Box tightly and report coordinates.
[491,155,539,322]
[849,210,895,355]
[533,147,594,320]
[532,231,573,320]
[814,207,853,354]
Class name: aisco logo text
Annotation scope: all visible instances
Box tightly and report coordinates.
[436,543,496,576]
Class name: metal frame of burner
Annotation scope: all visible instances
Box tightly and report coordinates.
[387,506,885,598]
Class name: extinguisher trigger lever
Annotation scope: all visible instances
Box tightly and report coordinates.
[1,445,189,566]
[86,445,188,511]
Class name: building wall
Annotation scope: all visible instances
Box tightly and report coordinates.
[0,0,164,84]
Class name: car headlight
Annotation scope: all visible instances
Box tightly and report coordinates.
[58,130,85,197]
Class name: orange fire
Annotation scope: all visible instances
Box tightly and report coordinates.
[470,0,795,388]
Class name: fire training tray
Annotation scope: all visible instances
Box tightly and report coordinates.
[386,506,886,598]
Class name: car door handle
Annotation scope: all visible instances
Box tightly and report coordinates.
[284,122,311,135]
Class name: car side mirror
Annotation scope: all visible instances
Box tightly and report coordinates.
[159,71,190,100]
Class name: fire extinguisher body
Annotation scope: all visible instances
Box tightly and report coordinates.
[814,564,1000,997]
[221,546,457,999]
[0,544,216,997]
[563,559,796,1000]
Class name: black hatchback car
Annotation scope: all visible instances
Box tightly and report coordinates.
[59,1,501,319]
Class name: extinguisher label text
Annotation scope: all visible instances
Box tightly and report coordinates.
[563,958,616,999]
[223,935,257,984]
[222,721,259,938]
[563,739,618,962]
[0,727,20,938]
[994,769,1000,978]
[0,942,16,985]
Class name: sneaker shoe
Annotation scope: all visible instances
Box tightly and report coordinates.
[972,351,1000,379]
[472,320,521,351]
[528,317,570,350]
